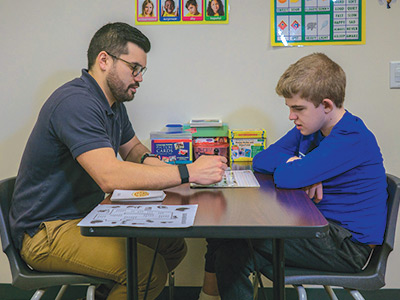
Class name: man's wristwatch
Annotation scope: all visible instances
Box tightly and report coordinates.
[140,153,160,164]
[178,164,190,184]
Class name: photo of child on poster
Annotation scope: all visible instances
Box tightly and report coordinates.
[160,0,180,21]
[206,0,226,21]
[138,0,158,21]
[183,0,203,21]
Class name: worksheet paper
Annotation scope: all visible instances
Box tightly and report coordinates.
[77,204,198,228]
[190,170,260,188]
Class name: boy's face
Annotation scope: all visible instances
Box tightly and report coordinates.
[188,4,198,14]
[285,94,327,136]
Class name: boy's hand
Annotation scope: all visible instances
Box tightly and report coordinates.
[285,156,323,202]
[187,155,228,185]
[303,182,323,203]
[286,156,301,163]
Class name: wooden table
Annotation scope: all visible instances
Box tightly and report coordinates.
[81,169,328,300]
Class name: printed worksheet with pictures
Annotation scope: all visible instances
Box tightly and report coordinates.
[190,170,260,188]
[78,204,198,228]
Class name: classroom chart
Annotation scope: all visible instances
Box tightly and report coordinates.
[135,0,229,25]
[271,0,365,46]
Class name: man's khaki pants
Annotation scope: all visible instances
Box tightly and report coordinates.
[20,219,187,300]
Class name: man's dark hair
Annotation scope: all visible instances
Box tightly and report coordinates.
[87,22,151,70]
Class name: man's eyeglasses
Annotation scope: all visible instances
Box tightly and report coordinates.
[106,52,147,78]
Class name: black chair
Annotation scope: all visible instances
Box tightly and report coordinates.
[259,174,400,300]
[0,177,113,300]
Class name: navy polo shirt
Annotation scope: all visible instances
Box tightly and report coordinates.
[10,69,135,249]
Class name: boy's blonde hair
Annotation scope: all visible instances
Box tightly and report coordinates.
[275,53,346,108]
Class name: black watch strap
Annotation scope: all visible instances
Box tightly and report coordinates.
[178,164,189,184]
[140,153,160,164]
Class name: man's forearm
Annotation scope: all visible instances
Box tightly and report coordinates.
[125,142,150,163]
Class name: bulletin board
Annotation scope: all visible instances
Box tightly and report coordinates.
[271,0,366,46]
[135,0,229,25]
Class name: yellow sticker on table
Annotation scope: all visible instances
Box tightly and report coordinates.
[133,191,150,197]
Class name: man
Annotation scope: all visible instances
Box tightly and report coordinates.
[199,53,387,300]
[10,22,227,300]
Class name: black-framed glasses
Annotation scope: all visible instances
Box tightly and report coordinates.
[106,52,147,77]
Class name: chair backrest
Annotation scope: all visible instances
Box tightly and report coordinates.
[0,177,30,285]
[383,174,400,250]
[0,177,56,288]
[359,173,400,290]
[0,176,114,290]
[259,174,400,291]
[0,177,16,253]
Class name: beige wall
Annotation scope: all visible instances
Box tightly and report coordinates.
[1,0,399,288]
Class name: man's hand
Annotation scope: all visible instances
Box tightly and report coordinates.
[303,182,323,203]
[187,155,228,185]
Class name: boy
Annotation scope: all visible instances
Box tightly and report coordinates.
[200,53,387,300]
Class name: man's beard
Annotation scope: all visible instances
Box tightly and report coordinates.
[106,68,139,103]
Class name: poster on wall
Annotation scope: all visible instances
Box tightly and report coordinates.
[271,0,365,46]
[135,0,229,25]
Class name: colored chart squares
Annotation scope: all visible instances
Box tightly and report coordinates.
[272,0,364,46]
[305,14,330,41]
[276,0,302,13]
[333,1,360,40]
[277,15,302,42]
[304,0,330,12]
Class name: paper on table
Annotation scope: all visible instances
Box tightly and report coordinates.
[190,170,260,188]
[77,204,198,228]
[111,190,166,202]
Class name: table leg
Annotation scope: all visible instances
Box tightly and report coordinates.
[272,238,285,300]
[127,237,138,300]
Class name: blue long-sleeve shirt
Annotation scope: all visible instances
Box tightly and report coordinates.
[253,111,387,245]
